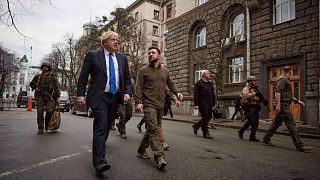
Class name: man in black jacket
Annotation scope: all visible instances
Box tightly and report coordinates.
[192,70,216,139]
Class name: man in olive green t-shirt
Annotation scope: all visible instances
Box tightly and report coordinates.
[263,66,312,152]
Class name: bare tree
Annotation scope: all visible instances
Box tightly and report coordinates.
[0,0,54,38]
[44,34,80,96]
[190,14,245,96]
[101,8,148,80]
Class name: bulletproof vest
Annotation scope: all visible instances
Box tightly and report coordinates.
[38,74,55,93]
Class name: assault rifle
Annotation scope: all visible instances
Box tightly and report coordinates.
[30,81,54,102]
[252,86,269,111]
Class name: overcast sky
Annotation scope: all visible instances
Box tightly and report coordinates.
[0,0,136,65]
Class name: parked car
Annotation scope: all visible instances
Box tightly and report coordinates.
[70,95,93,117]
[59,90,71,112]
[17,91,37,108]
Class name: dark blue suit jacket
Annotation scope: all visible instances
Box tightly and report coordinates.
[77,49,132,108]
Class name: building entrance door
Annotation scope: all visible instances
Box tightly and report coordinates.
[267,64,301,121]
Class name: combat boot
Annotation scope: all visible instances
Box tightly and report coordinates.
[262,139,275,146]
[249,137,260,142]
[157,158,166,171]
[37,129,44,134]
[192,124,198,135]
[162,142,170,150]
[137,150,150,159]
[296,145,313,152]
[203,132,213,139]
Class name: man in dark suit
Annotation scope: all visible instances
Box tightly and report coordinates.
[77,31,132,175]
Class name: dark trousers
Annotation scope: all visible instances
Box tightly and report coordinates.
[239,105,260,139]
[263,104,303,148]
[138,116,146,127]
[194,105,213,134]
[92,92,120,167]
[231,108,244,121]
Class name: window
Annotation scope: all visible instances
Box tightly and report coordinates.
[230,13,244,38]
[166,3,172,18]
[135,12,139,21]
[152,25,159,36]
[19,73,25,84]
[196,0,207,6]
[292,64,299,76]
[154,10,160,20]
[194,65,202,83]
[273,0,295,24]
[196,27,206,48]
[152,41,159,48]
[229,57,244,83]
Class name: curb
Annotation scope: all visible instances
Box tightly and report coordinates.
[145,115,320,140]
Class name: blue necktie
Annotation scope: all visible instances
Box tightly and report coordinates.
[109,53,116,94]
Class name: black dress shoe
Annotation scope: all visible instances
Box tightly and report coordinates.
[95,163,110,175]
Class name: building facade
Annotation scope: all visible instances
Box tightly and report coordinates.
[164,0,319,128]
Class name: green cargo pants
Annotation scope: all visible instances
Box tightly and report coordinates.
[137,107,165,162]
[117,101,133,134]
[36,96,55,130]
[263,103,304,148]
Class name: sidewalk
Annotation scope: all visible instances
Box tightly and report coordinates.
[134,113,320,140]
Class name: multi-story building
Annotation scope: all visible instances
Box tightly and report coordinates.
[107,0,195,62]
[164,0,319,128]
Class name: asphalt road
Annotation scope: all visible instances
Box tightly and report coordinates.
[0,108,319,180]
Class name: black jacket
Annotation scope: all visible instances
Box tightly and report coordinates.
[194,79,216,107]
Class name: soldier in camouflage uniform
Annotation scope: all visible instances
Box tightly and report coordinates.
[263,66,312,152]
[30,62,60,134]
[238,76,262,142]
[116,78,135,139]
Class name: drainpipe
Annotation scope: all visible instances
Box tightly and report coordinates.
[246,2,251,78]
[159,0,164,62]
[318,4,320,131]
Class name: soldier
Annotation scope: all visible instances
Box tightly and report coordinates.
[231,95,244,122]
[263,66,312,152]
[238,76,262,142]
[116,78,135,139]
[30,61,60,134]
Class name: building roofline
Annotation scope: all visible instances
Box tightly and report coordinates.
[127,0,161,12]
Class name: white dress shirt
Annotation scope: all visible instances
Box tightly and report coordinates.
[104,49,120,93]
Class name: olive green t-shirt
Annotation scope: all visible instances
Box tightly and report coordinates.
[275,75,292,102]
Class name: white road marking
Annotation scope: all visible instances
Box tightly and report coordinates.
[0,147,92,178]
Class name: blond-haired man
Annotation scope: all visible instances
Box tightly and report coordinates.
[77,31,132,175]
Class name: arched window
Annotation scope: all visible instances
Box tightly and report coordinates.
[196,27,206,48]
[230,13,244,37]
[196,0,207,6]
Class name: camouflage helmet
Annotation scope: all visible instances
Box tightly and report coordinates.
[247,75,257,82]
[40,61,52,71]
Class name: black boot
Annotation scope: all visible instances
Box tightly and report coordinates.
[203,132,213,139]
[192,123,198,135]
[249,137,260,142]
[238,129,244,139]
